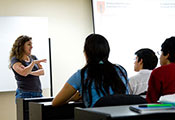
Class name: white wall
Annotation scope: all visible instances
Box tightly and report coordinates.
[0,0,93,120]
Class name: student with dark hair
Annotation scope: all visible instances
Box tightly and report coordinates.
[9,35,46,101]
[52,34,129,107]
[146,36,175,103]
[129,48,158,95]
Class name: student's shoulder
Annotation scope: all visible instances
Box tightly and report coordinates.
[129,75,138,81]
[114,64,125,70]
[67,70,82,83]
[129,73,142,85]
[71,70,82,78]
[151,65,168,75]
[114,64,128,76]
[114,64,127,71]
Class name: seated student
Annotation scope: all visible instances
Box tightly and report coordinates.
[146,37,175,103]
[52,34,129,107]
[129,48,158,95]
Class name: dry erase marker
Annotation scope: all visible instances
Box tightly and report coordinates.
[139,104,173,108]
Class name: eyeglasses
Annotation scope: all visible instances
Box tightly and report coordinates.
[133,56,138,61]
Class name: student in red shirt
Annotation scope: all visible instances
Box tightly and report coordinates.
[146,37,175,103]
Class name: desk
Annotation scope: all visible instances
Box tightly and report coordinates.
[16,97,53,120]
[29,101,84,120]
[75,105,175,120]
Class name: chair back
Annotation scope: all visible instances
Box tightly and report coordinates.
[94,94,147,107]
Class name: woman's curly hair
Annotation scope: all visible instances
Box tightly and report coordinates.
[9,35,32,68]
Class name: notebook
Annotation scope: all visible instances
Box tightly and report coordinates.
[129,104,175,114]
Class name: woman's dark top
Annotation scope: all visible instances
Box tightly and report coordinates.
[11,55,42,92]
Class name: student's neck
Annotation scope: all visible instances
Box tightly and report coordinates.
[165,60,171,65]
[138,66,143,71]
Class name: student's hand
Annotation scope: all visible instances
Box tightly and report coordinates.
[52,83,77,107]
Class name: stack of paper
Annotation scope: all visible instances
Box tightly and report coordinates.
[158,94,175,105]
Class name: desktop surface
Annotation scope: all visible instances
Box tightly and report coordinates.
[75,104,175,120]
[84,105,138,117]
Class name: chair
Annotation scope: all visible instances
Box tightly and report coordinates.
[94,94,147,107]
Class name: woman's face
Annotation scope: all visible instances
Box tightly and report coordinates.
[24,40,33,56]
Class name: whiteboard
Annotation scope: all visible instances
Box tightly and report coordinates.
[0,16,50,92]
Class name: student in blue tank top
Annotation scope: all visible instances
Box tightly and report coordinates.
[52,34,129,107]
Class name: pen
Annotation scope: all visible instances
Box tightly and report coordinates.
[139,104,173,108]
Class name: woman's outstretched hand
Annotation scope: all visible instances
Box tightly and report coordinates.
[34,59,47,64]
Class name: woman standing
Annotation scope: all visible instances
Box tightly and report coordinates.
[9,35,46,100]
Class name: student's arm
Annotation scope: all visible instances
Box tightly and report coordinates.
[128,80,134,94]
[146,71,161,103]
[12,59,46,77]
[52,83,77,107]
[69,91,82,101]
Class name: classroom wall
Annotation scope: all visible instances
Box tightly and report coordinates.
[0,0,93,120]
